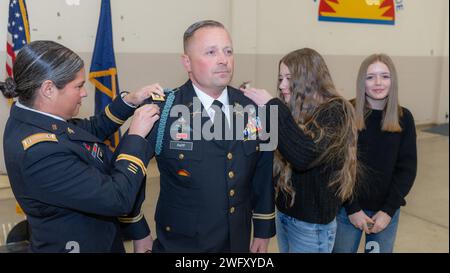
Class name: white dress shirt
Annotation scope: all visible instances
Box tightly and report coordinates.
[15,101,66,122]
[192,83,231,123]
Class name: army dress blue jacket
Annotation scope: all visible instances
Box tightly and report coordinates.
[148,80,276,252]
[3,97,151,253]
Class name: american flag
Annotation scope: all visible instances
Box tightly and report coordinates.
[5,0,30,78]
[5,0,30,215]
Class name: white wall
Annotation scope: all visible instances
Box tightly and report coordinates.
[2,0,447,56]
[229,0,449,124]
[437,5,449,124]
[248,0,449,56]
[1,0,231,54]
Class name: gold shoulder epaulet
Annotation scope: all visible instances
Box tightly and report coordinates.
[22,133,58,150]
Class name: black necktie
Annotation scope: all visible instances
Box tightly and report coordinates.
[212,100,230,141]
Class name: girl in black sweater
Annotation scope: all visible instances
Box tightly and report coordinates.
[333,54,417,253]
[241,48,358,253]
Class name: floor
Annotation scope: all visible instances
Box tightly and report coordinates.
[0,128,448,253]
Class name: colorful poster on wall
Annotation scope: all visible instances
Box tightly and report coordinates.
[318,0,395,25]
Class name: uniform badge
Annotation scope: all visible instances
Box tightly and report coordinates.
[234,102,244,117]
[52,124,58,131]
[83,142,91,151]
[177,169,191,177]
[243,116,262,141]
[170,141,193,151]
[90,143,104,162]
[176,132,189,139]
[171,116,191,140]
[96,147,104,162]
[67,127,75,134]
[92,143,98,158]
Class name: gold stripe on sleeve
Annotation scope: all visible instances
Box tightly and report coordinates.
[116,154,147,176]
[105,105,125,125]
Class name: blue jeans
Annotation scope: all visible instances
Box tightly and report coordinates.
[333,208,400,253]
[276,210,337,253]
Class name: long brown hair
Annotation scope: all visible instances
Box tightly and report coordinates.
[354,54,403,132]
[273,48,358,206]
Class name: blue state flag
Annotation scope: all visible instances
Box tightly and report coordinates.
[89,0,120,150]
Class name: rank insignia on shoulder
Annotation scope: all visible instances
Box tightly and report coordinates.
[22,133,58,150]
[151,93,165,102]
[239,81,251,90]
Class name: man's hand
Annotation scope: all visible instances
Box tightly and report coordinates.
[250,237,270,253]
[133,234,153,253]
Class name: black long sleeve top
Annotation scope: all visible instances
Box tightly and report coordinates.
[268,98,349,224]
[344,108,417,217]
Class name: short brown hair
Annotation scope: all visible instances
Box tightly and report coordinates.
[183,20,225,52]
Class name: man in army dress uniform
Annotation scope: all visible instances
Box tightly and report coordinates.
[145,20,276,252]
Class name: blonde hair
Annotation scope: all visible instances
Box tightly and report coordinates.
[354,54,403,132]
[274,48,358,206]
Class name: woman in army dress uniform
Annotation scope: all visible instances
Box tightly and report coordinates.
[0,40,161,253]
